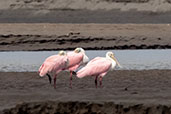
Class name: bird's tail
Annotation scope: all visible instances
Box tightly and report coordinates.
[39,64,49,77]
[76,69,87,78]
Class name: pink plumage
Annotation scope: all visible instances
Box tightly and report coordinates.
[39,55,68,77]
[38,51,68,88]
[76,51,121,88]
[38,48,89,89]
[66,51,84,71]
[64,51,85,88]
[77,57,111,78]
[39,55,67,77]
[62,48,89,88]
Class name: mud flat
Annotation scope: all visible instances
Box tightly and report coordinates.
[1,70,171,113]
[3,101,171,114]
[0,24,171,51]
[1,0,171,23]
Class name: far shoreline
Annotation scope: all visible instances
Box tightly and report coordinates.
[0,24,171,51]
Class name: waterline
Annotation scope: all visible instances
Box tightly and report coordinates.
[0,50,171,72]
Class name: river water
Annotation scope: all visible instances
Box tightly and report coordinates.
[0,49,171,72]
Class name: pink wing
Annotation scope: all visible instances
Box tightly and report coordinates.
[66,52,83,71]
[52,56,68,73]
[39,55,67,77]
[77,58,111,78]
[39,55,58,76]
[86,57,103,65]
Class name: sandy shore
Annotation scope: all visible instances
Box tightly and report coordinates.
[1,70,171,113]
[0,24,171,51]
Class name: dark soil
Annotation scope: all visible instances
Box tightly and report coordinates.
[0,24,171,51]
[1,70,171,113]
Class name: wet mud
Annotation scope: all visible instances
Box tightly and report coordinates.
[0,24,171,51]
[1,70,171,113]
[3,101,171,114]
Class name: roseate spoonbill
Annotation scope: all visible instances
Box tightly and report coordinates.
[38,51,68,88]
[77,51,121,88]
[65,47,89,88]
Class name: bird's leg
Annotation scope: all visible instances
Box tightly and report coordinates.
[46,73,52,84]
[99,76,103,88]
[95,76,98,88]
[54,74,57,89]
[70,71,73,89]
[72,71,77,75]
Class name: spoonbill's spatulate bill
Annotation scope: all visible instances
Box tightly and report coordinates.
[77,51,121,88]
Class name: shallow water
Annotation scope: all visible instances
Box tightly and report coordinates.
[0,49,171,72]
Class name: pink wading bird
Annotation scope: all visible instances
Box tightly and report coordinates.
[65,47,89,88]
[77,51,122,88]
[38,51,68,88]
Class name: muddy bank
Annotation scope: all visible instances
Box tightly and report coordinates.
[1,10,171,23]
[1,70,171,113]
[0,24,171,51]
[1,34,171,51]
[3,101,171,114]
[1,0,171,23]
[1,0,171,12]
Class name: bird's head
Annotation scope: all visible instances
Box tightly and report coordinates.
[74,47,89,65]
[106,51,122,68]
[58,50,67,56]
[74,47,85,53]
